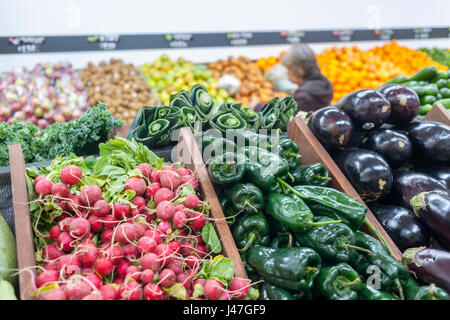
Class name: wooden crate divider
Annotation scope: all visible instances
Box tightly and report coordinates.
[423,103,450,126]
[287,118,403,261]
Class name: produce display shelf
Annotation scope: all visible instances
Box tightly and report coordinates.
[8,127,247,300]
[287,117,403,261]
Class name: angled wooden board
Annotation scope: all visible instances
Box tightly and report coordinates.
[423,103,450,126]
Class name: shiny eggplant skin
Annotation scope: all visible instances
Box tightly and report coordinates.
[377,84,420,124]
[335,89,391,130]
[425,166,450,191]
[404,121,450,165]
[370,203,431,252]
[403,247,450,293]
[389,171,447,210]
[411,192,450,250]
[360,129,412,169]
[308,106,353,150]
[334,148,392,202]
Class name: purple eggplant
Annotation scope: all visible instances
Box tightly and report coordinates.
[370,203,431,252]
[335,89,391,130]
[308,106,353,150]
[377,84,420,124]
[389,171,447,210]
[410,191,450,249]
[404,121,450,165]
[403,247,450,293]
[425,166,450,191]
[334,148,392,202]
[360,128,412,169]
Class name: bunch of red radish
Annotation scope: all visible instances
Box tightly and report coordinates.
[31,161,251,300]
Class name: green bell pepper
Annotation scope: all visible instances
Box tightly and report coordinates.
[247,245,321,291]
[208,152,244,185]
[270,233,294,248]
[315,263,362,300]
[277,180,367,231]
[359,283,396,300]
[268,215,290,235]
[290,163,332,187]
[219,197,236,225]
[260,282,296,300]
[226,183,264,215]
[202,135,237,157]
[274,138,301,170]
[413,284,450,300]
[266,193,342,233]
[295,216,372,263]
[232,213,270,252]
[349,231,409,300]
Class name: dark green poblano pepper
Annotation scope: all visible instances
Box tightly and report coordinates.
[208,152,245,185]
[247,245,321,291]
[274,138,301,170]
[260,282,296,300]
[270,233,294,249]
[225,183,264,215]
[232,213,270,253]
[404,278,449,300]
[358,283,396,300]
[290,163,332,187]
[315,263,362,300]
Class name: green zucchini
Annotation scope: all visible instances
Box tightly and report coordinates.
[418,104,433,115]
[0,213,17,286]
[439,88,450,99]
[435,98,450,108]
[0,278,17,300]
[408,66,438,82]
[385,75,408,85]
[421,95,437,105]
[423,84,439,96]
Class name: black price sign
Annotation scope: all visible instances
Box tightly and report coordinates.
[165,34,193,48]
[227,32,253,46]
[87,34,120,50]
[332,30,354,42]
[9,36,45,53]
[413,27,432,39]
[280,31,306,43]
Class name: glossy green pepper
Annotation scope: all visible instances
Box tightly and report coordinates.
[260,282,296,300]
[315,263,362,300]
[240,251,258,276]
[277,180,367,231]
[413,284,450,300]
[270,233,293,248]
[247,246,321,291]
[267,215,290,236]
[208,152,245,185]
[202,135,237,156]
[266,193,341,233]
[219,197,236,225]
[232,213,270,252]
[226,183,264,215]
[275,138,301,169]
[231,129,276,150]
[295,216,372,263]
[349,231,409,300]
[359,283,396,300]
[290,163,332,187]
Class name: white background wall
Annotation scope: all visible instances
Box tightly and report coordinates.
[1,0,449,71]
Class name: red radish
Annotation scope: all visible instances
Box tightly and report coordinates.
[81,267,94,275]
[56,201,69,212]
[95,257,114,276]
[150,170,161,183]
[113,202,131,219]
[182,175,198,191]
[144,283,163,300]
[69,218,90,238]
[42,244,63,260]
[34,175,46,187]
[168,240,181,255]
[49,225,62,241]
[141,269,154,284]
[143,229,162,244]
[125,177,146,196]
[193,234,206,246]
[40,288,66,300]
[137,236,157,253]
[92,200,110,217]
[173,211,187,228]
[134,223,146,238]
[229,278,249,299]
[78,245,98,266]
[221,291,231,300]
[80,238,96,247]
[176,167,190,177]
[51,183,68,197]
[61,165,82,185]
[101,229,114,243]
[193,278,206,287]
[174,203,185,212]
[196,243,208,258]
[156,201,175,220]
[162,164,175,171]
[131,208,140,218]
[80,185,102,206]
[82,292,103,300]
[181,240,195,256]
[159,170,182,190]
[103,245,124,264]
[75,210,89,219]
[185,194,200,209]
[159,269,176,287]
[102,215,118,229]
[137,163,152,178]
[35,178,53,196]
[66,195,82,212]
[155,243,171,267]
[59,217,73,232]
[204,279,224,300]
[131,196,146,210]
[100,284,118,300]
[88,216,102,233]
[141,253,161,272]
[126,265,142,282]
[36,269,59,288]
[118,281,143,300]
[123,243,139,260]
[65,279,92,300]
[190,212,206,231]
[177,273,192,289]
[153,187,173,205]
[84,273,103,289]
[57,232,74,251]
[185,255,200,270]
[58,254,81,278]
[113,278,124,285]
[145,182,161,198]
[43,260,59,271]
[57,213,70,223]
[157,220,171,235]
[114,223,136,244]
[116,259,132,278]
[167,259,183,275]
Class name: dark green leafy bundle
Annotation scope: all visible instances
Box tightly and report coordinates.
[259,96,297,130]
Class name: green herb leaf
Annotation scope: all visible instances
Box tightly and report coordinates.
[201,222,222,254]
